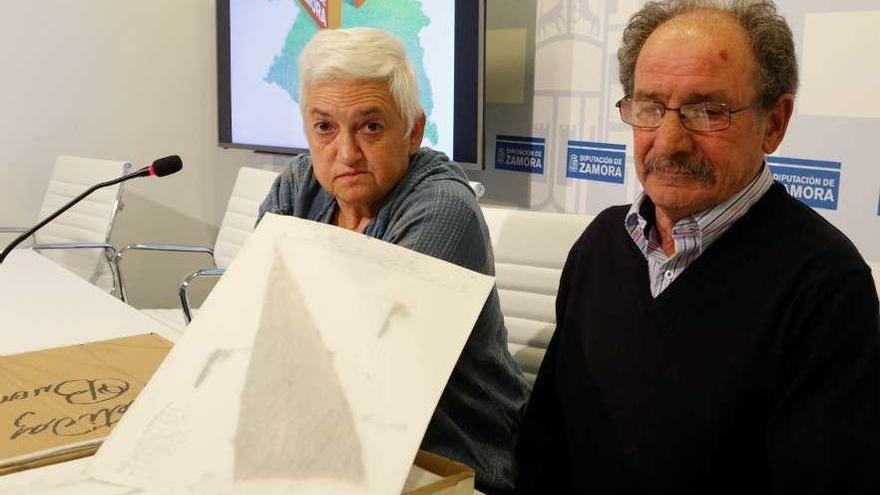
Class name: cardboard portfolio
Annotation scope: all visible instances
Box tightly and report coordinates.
[404,450,475,495]
[0,334,172,476]
[0,448,475,494]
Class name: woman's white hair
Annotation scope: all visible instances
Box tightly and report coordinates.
[298,27,423,136]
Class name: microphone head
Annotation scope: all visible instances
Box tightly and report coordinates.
[149,155,183,177]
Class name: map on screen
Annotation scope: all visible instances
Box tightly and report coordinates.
[229,0,455,156]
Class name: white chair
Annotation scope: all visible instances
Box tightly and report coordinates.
[0,155,130,297]
[482,206,593,385]
[116,166,279,331]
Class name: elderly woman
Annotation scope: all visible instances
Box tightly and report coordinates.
[258,28,529,494]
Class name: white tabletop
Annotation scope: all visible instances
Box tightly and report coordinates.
[0,250,179,492]
[0,250,178,355]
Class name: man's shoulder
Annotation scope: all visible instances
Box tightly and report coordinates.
[562,204,632,263]
[761,184,867,267]
[723,184,873,293]
[577,204,630,241]
[595,204,631,224]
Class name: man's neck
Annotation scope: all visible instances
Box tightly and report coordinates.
[637,196,694,257]
[649,164,768,256]
[654,208,679,256]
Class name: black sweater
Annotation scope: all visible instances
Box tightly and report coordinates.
[515,183,880,494]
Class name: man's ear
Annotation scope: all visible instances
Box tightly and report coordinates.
[409,114,427,154]
[762,93,795,154]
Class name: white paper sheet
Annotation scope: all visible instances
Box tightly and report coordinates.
[86,214,494,495]
[0,458,140,495]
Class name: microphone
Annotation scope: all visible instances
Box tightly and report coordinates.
[0,155,183,264]
[145,155,184,178]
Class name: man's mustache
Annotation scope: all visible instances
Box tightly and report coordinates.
[643,154,716,184]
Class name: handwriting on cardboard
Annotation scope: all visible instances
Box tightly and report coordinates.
[1,378,130,407]
[0,334,171,473]
[10,399,131,440]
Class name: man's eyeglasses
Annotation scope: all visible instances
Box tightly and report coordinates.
[615,96,751,132]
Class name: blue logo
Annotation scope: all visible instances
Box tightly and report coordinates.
[565,140,626,184]
[495,135,545,174]
[768,157,841,210]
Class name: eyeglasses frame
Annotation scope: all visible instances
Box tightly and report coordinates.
[615,96,753,132]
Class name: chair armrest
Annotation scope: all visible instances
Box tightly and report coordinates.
[118,243,214,258]
[178,267,226,324]
[116,244,216,303]
[30,242,121,299]
[32,241,116,253]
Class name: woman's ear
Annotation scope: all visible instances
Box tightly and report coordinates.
[409,114,427,154]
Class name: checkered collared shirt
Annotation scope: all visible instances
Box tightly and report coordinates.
[625,164,774,298]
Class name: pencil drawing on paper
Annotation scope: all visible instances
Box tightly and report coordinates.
[233,256,365,483]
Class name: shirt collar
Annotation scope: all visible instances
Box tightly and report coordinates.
[625,163,774,257]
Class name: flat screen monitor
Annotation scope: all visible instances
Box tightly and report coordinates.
[217,0,482,166]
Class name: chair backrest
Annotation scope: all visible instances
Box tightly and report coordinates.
[213,167,280,269]
[35,155,130,291]
[482,206,593,385]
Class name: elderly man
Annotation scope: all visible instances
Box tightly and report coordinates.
[257,28,529,493]
[515,1,880,493]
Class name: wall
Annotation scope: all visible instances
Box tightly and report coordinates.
[0,0,266,308]
[474,0,880,263]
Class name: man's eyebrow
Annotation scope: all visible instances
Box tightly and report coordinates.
[631,90,733,103]
[686,91,732,103]
[632,90,662,101]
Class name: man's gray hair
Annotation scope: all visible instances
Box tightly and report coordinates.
[618,0,798,109]
[298,27,422,136]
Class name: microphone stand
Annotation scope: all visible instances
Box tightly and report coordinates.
[0,166,151,265]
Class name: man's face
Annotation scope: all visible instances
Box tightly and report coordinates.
[304,80,424,214]
[631,12,790,220]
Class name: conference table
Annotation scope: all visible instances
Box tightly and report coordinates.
[0,249,180,355]
[0,249,179,493]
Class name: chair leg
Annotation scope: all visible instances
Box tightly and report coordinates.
[177,268,225,326]
[106,247,125,301]
[113,248,131,303]
[178,277,194,325]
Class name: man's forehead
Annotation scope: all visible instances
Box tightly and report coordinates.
[661,10,736,33]
[640,11,751,61]
[633,11,757,101]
